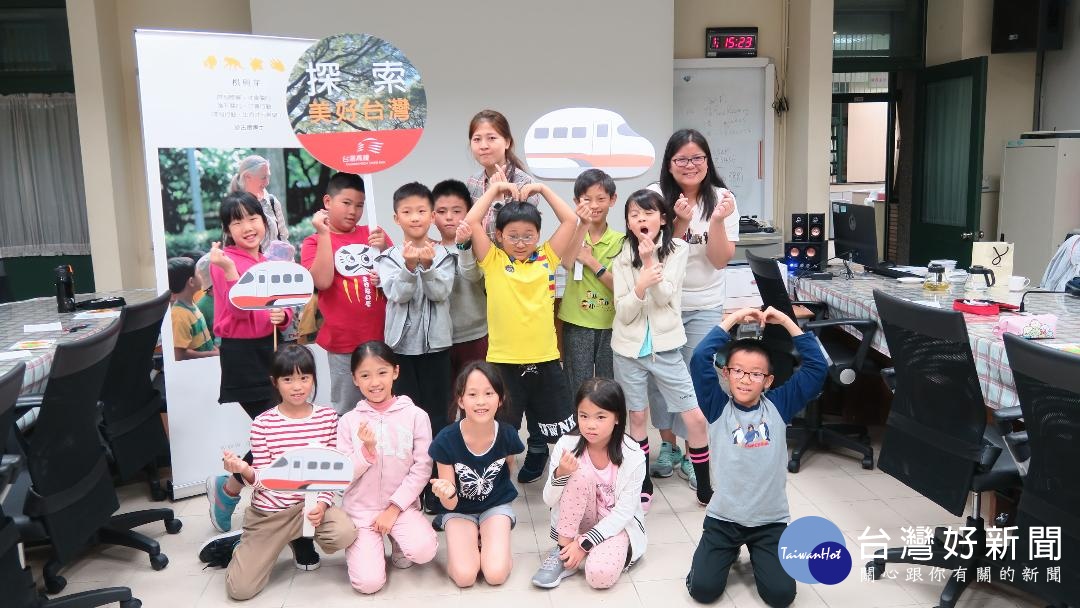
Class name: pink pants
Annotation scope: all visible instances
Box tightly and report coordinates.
[555,470,631,589]
[345,507,438,594]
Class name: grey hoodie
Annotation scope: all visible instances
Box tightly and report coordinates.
[377,244,455,354]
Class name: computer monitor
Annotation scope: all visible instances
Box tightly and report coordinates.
[832,202,879,265]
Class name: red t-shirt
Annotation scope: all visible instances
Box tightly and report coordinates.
[301,227,391,354]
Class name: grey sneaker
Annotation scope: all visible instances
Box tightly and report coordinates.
[650,441,676,478]
[678,455,698,491]
[389,536,412,569]
[531,546,576,588]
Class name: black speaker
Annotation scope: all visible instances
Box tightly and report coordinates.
[992,0,1064,53]
[808,213,825,243]
[785,242,822,273]
[791,214,808,242]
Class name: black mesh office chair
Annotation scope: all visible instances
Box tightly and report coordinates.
[1,363,141,608]
[6,317,179,594]
[744,250,878,472]
[866,290,1022,608]
[998,333,1079,606]
[99,291,171,501]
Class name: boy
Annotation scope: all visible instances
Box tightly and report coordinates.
[685,306,827,607]
[557,169,623,393]
[167,256,218,361]
[432,179,488,382]
[301,172,389,415]
[464,179,579,483]
[194,253,217,344]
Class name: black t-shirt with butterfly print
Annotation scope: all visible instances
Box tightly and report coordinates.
[429,420,526,514]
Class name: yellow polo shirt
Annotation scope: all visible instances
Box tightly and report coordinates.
[558,227,624,330]
[479,242,560,364]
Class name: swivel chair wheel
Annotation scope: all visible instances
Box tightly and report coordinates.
[861,456,874,470]
[865,558,885,580]
[787,459,801,473]
[150,553,169,570]
[120,600,142,608]
[165,518,183,534]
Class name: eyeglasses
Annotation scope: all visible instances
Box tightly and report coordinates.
[671,155,707,168]
[724,367,769,383]
[503,235,538,245]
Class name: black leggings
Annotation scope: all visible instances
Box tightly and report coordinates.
[232,399,274,484]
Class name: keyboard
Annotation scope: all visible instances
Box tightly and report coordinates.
[864,264,920,279]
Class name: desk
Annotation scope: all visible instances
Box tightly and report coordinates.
[0,290,156,395]
[791,274,1080,410]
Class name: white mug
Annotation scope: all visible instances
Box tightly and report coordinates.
[1009,276,1031,292]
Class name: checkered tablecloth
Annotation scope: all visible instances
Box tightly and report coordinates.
[791,275,1080,410]
[0,290,158,395]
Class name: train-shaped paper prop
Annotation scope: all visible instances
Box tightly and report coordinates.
[523,108,656,179]
[258,446,353,492]
[228,261,315,310]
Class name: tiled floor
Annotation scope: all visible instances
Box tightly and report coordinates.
[37,433,1047,608]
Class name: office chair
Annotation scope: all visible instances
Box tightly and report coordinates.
[866,290,1022,608]
[2,363,141,607]
[745,250,878,472]
[996,334,1079,606]
[99,291,171,501]
[6,318,179,595]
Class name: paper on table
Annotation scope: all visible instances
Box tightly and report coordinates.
[10,339,56,350]
[24,322,62,333]
[73,310,123,320]
[912,300,943,308]
[0,350,32,361]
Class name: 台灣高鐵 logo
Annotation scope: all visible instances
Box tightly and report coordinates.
[778,516,853,585]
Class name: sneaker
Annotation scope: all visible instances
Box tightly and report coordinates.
[641,492,653,513]
[650,441,676,478]
[517,450,548,484]
[198,530,241,568]
[290,537,321,571]
[531,546,576,588]
[206,475,241,533]
[678,456,698,492]
[389,536,412,569]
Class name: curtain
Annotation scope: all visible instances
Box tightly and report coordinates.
[0,93,89,257]
[920,77,972,227]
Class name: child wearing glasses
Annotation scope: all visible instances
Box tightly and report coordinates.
[685,306,827,607]
[464,179,580,484]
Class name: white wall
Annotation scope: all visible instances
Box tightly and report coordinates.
[1042,0,1080,131]
[250,0,674,239]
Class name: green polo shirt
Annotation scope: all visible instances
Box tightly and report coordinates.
[558,226,625,330]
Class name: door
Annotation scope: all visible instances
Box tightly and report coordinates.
[909,57,987,266]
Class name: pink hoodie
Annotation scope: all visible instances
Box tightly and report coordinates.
[337,395,432,516]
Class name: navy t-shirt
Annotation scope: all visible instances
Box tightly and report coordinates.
[429,420,525,514]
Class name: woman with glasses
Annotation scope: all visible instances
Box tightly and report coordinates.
[644,129,740,492]
[229,154,289,253]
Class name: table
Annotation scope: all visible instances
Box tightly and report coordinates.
[0,289,157,395]
[791,273,1080,410]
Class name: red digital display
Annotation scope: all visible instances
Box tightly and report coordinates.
[711,35,756,50]
[705,27,758,57]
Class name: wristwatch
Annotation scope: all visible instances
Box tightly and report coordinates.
[594,265,607,279]
[577,535,594,552]
[456,240,472,251]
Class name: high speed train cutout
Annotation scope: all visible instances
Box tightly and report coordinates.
[258,446,353,492]
[228,261,314,310]
[523,108,656,179]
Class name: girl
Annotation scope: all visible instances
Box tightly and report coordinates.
[202,346,356,600]
[205,193,295,537]
[610,189,714,508]
[229,154,289,252]
[428,361,525,588]
[646,129,739,488]
[337,341,437,594]
[531,378,647,590]
[465,109,542,240]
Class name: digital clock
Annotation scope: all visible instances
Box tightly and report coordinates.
[705,27,759,58]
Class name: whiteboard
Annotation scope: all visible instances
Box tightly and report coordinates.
[674,58,775,221]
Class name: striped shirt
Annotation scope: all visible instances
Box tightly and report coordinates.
[466,165,543,241]
[249,405,339,512]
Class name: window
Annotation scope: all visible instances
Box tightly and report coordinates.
[534,127,549,139]
[271,275,280,284]
[294,273,304,282]
[269,457,287,468]
[238,273,254,285]
[293,461,301,468]
[282,273,291,284]
[320,462,330,470]
[307,461,317,470]
[571,126,586,138]
[258,275,265,283]
[333,462,344,470]
[617,123,640,137]
[553,127,567,138]
[596,124,609,137]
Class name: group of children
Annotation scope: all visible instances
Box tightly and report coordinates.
[184,114,827,607]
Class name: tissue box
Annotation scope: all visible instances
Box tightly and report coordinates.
[994,314,1058,340]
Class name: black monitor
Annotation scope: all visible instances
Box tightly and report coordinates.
[832,202,879,266]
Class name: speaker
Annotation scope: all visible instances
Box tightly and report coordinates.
[785,242,822,273]
[791,213,808,242]
[808,213,825,242]
[992,0,1064,53]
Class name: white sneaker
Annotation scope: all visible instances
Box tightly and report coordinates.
[389,536,412,569]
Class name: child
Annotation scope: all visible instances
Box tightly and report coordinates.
[531,378,646,590]
[337,341,438,594]
[302,172,389,415]
[558,169,623,392]
[167,257,218,361]
[205,193,293,535]
[197,346,357,601]
[464,179,579,484]
[610,189,713,508]
[465,109,543,240]
[432,179,488,382]
[685,307,827,607]
[428,361,525,588]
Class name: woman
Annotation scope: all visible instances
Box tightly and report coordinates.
[229,154,288,252]
[465,110,542,240]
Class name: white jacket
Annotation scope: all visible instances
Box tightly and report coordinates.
[542,435,648,564]
[610,239,689,358]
